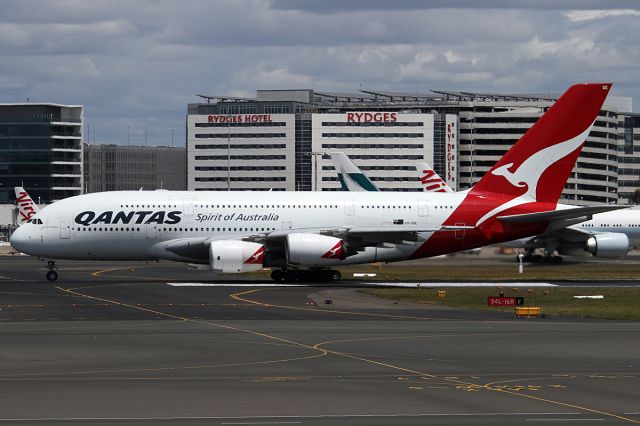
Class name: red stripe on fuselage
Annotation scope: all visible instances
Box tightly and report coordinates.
[409,195,555,259]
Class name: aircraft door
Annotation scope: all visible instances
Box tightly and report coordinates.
[418,200,429,217]
[145,224,158,240]
[59,221,71,239]
[183,198,194,216]
[344,200,355,216]
[455,222,466,240]
[281,221,292,230]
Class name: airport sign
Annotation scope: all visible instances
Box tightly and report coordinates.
[487,296,525,306]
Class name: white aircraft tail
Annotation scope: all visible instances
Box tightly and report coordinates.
[14,187,39,224]
[416,163,453,193]
[329,152,379,192]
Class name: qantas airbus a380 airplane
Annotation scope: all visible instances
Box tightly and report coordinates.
[11,83,623,282]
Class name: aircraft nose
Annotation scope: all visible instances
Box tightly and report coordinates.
[10,225,31,254]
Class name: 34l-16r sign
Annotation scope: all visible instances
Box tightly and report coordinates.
[487,296,525,306]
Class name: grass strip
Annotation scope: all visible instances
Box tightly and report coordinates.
[360,287,640,320]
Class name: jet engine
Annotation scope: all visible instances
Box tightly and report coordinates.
[286,233,346,266]
[585,233,629,258]
[209,240,265,273]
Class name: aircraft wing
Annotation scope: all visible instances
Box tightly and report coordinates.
[517,225,591,246]
[497,205,628,224]
[155,224,472,260]
[260,224,471,252]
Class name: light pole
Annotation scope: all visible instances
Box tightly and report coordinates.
[306,151,326,191]
[169,127,175,147]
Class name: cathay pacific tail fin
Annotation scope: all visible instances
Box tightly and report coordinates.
[329,152,379,192]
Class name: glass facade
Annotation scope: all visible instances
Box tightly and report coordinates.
[0,104,83,204]
[295,114,312,191]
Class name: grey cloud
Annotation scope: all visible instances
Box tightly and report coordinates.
[0,0,637,147]
[270,0,640,13]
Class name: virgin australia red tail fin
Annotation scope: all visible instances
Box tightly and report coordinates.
[470,83,611,204]
[14,186,39,224]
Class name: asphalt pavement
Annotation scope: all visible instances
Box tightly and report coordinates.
[0,256,639,425]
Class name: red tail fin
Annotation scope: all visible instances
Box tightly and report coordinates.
[470,83,611,204]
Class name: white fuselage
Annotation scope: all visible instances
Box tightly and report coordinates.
[576,209,640,246]
[503,208,640,250]
[10,190,468,263]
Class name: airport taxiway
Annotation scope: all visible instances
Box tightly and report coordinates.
[0,257,639,425]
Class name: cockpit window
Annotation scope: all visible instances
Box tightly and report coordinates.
[29,218,43,225]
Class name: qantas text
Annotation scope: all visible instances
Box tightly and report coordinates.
[74,211,182,226]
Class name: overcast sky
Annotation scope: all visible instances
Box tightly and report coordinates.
[1,0,638,146]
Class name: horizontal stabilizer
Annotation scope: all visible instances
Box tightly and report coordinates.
[497,205,629,224]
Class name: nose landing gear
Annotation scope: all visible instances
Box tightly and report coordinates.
[46,260,58,281]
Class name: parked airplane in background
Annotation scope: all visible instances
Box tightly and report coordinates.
[413,164,639,261]
[331,152,379,192]
[14,187,39,225]
[11,83,621,281]
[333,153,638,262]
[330,154,454,194]
[416,163,454,193]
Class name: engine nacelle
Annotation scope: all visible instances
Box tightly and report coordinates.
[585,233,629,258]
[209,240,265,273]
[286,233,345,267]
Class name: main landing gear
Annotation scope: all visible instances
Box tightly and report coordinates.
[271,269,342,283]
[517,251,563,264]
[46,260,58,281]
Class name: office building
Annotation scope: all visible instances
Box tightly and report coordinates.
[187,88,632,204]
[617,112,640,201]
[84,144,186,192]
[0,103,83,204]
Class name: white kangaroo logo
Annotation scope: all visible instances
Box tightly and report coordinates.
[475,122,594,227]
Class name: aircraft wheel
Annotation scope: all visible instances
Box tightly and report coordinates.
[283,270,298,283]
[298,270,315,283]
[329,270,342,281]
[271,269,284,282]
[46,270,58,282]
[553,256,563,264]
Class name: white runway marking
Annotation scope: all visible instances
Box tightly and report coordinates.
[0,412,582,422]
[167,282,558,288]
[167,283,308,287]
[361,282,558,288]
